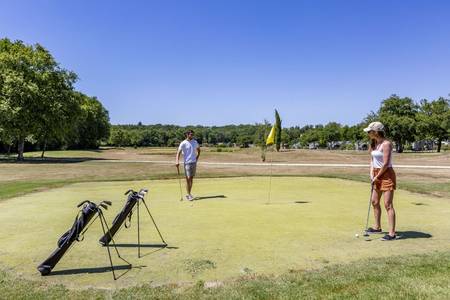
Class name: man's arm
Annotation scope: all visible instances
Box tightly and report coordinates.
[196,146,201,161]
[175,148,182,167]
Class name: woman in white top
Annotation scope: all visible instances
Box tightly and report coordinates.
[363,122,397,241]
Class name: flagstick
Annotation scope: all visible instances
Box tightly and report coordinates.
[267,146,273,205]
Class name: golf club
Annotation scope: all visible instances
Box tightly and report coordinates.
[363,183,374,238]
[176,165,183,201]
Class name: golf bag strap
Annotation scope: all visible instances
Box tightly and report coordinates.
[124,211,133,228]
[76,209,98,242]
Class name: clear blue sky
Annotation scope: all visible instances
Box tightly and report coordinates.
[1,0,449,127]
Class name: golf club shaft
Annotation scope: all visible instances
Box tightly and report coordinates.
[364,183,374,232]
[176,165,183,201]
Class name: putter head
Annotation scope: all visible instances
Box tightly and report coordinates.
[102,200,112,206]
[363,232,370,237]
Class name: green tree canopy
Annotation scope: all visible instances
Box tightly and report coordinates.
[0,38,79,159]
[378,94,418,153]
[70,93,110,149]
[417,97,450,152]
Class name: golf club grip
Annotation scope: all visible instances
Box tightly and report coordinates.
[77,200,90,208]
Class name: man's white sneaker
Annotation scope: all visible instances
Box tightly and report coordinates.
[187,194,194,201]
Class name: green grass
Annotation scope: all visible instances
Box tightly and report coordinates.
[2,171,448,202]
[0,180,70,200]
[1,251,449,299]
[2,148,449,298]
[1,177,449,289]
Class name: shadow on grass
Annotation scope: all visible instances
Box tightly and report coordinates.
[0,157,113,164]
[193,195,227,201]
[397,231,432,239]
[265,200,310,205]
[109,243,178,258]
[49,264,136,277]
[112,243,178,249]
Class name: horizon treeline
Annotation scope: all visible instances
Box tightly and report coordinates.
[109,94,449,153]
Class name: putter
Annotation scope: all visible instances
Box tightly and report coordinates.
[176,165,183,201]
[363,183,374,238]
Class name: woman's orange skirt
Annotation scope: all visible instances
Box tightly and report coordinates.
[373,167,396,191]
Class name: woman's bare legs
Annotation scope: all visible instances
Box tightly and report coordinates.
[371,189,382,230]
[383,190,396,236]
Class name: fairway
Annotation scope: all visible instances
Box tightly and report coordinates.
[0,177,449,289]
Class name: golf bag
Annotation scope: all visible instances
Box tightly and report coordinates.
[99,190,140,246]
[37,201,98,276]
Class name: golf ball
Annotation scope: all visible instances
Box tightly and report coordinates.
[355,233,359,238]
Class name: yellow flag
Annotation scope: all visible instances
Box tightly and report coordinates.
[266,125,275,145]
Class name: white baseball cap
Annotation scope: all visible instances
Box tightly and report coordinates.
[363,121,385,132]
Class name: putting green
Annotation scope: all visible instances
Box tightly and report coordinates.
[0,177,449,289]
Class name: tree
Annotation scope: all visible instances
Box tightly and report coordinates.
[299,126,320,148]
[254,120,271,161]
[378,95,418,153]
[321,122,342,149]
[0,38,78,160]
[417,97,450,152]
[274,109,282,151]
[0,127,14,156]
[69,93,110,149]
[110,128,131,147]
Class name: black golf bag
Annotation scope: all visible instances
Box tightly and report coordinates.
[99,190,140,246]
[37,201,98,276]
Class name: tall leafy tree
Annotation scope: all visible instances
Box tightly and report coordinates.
[70,93,110,149]
[417,97,450,152]
[0,38,78,160]
[321,122,342,149]
[378,94,418,153]
[274,109,282,151]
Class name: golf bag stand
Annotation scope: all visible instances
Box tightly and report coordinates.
[136,194,167,257]
[99,189,167,258]
[37,200,131,280]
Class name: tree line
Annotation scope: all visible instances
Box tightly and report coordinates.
[0,38,110,159]
[108,94,449,153]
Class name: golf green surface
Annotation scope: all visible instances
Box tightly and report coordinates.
[0,177,449,289]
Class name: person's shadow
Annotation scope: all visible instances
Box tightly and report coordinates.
[193,195,226,201]
[396,231,432,239]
